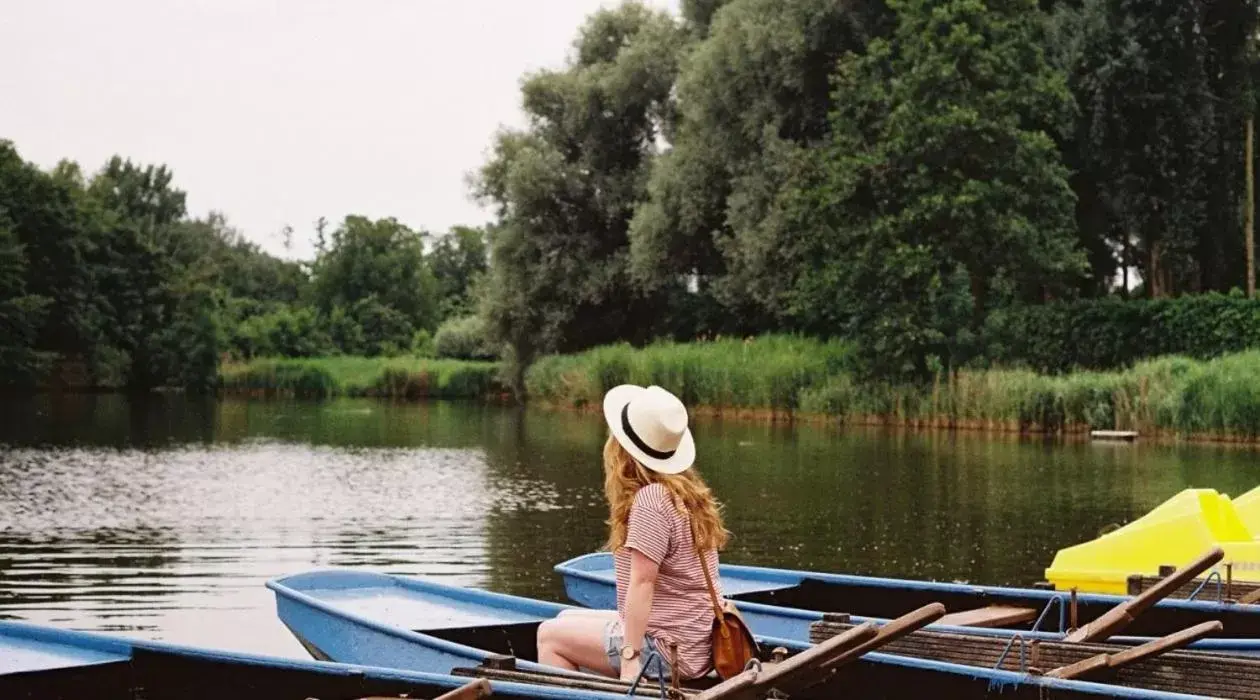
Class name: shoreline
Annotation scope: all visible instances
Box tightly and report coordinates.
[17,384,1260,448]
[22,337,1260,450]
[527,397,1260,449]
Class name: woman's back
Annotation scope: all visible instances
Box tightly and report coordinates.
[613,482,719,679]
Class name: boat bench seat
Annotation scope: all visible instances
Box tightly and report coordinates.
[935,605,1037,628]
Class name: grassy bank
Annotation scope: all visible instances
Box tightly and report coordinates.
[525,337,1260,441]
[219,337,1260,441]
[525,336,852,416]
[219,356,507,399]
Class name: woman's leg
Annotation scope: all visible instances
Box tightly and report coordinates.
[536,615,617,676]
[557,609,619,620]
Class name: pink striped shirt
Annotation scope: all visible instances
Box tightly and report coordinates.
[614,483,720,679]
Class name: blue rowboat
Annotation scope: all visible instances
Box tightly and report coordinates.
[0,617,624,700]
[264,568,1226,699]
[554,552,1260,652]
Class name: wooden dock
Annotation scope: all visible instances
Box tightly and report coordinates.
[1090,430,1138,442]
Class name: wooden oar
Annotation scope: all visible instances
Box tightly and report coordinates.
[1064,547,1224,643]
[690,622,879,700]
[452,665,692,699]
[433,680,493,700]
[818,602,948,673]
[1239,587,1260,605]
[744,621,881,691]
[1045,621,1223,680]
[697,603,948,700]
[357,679,492,700]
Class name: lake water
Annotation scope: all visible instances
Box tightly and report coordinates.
[2,394,1259,658]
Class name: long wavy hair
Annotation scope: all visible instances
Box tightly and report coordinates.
[603,435,729,552]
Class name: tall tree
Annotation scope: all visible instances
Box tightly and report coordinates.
[0,143,100,364]
[429,225,487,320]
[474,2,689,393]
[311,215,438,353]
[1197,0,1259,292]
[1068,0,1219,297]
[86,157,193,390]
[626,0,893,330]
[0,219,51,386]
[793,0,1087,379]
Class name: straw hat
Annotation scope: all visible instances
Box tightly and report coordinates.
[603,384,695,475]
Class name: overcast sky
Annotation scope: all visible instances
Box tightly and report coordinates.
[1,0,678,260]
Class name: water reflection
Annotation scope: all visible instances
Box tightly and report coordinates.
[1,395,1259,658]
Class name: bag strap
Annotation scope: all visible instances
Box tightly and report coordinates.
[688,511,725,625]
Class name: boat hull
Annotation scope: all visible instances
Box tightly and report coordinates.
[555,551,1260,651]
[0,618,618,700]
[265,569,1215,699]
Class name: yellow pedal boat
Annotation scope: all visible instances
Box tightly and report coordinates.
[1045,486,1260,594]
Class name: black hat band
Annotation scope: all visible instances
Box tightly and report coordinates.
[620,403,677,461]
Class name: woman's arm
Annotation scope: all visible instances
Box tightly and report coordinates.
[619,548,659,680]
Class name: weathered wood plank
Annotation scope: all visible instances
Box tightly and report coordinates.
[936,605,1037,629]
[810,616,1260,699]
[1045,621,1222,680]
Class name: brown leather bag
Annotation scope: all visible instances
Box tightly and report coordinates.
[690,520,759,679]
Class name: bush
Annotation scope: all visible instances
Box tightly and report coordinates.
[224,304,333,360]
[347,296,416,357]
[411,329,435,357]
[985,293,1260,373]
[434,315,499,360]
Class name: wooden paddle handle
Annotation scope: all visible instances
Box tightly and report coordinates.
[1065,547,1223,643]
[1047,621,1222,679]
[690,623,880,700]
[1129,547,1226,616]
[822,602,947,672]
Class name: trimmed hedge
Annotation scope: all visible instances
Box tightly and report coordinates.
[985,293,1260,373]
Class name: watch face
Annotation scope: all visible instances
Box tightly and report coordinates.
[621,646,637,660]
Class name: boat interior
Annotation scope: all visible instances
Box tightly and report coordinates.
[0,647,466,700]
[425,620,543,664]
[731,578,1260,637]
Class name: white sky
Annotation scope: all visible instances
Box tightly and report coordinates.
[1,0,678,261]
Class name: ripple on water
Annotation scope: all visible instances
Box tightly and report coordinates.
[0,442,495,656]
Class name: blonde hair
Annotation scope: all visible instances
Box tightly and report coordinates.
[602,435,729,552]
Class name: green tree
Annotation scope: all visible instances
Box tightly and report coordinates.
[626,0,893,331]
[474,2,689,394]
[681,0,732,35]
[85,156,197,390]
[345,295,416,356]
[174,212,309,304]
[429,225,487,320]
[1060,0,1255,297]
[0,143,100,366]
[311,215,439,340]
[795,0,1086,379]
[0,220,51,386]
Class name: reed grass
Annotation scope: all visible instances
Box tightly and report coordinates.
[525,336,852,415]
[219,356,506,399]
[528,338,1260,441]
[220,339,1260,441]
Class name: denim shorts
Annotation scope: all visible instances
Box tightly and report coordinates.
[602,619,670,679]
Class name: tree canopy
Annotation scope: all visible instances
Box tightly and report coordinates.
[5,0,1260,393]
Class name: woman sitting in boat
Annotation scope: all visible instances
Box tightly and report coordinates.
[537,384,728,683]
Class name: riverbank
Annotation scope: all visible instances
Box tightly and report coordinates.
[524,336,1260,442]
[216,337,1260,442]
[219,356,507,399]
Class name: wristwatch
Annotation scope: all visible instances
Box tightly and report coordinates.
[619,645,640,661]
